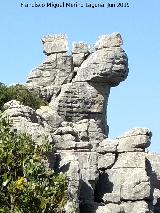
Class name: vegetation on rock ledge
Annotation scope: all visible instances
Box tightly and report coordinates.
[0,115,68,213]
[0,83,48,111]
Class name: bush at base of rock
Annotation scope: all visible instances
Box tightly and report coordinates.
[0,115,68,213]
[0,83,48,110]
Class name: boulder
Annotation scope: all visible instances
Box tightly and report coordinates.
[117,128,152,152]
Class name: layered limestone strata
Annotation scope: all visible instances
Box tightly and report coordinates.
[2,33,160,212]
[26,33,128,135]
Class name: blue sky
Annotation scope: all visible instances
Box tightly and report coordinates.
[1,0,160,152]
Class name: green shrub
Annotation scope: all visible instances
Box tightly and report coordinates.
[0,83,9,110]
[0,115,68,213]
[0,83,48,110]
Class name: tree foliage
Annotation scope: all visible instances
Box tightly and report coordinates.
[0,115,68,213]
[0,83,47,110]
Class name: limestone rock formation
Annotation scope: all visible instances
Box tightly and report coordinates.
[3,100,53,143]
[2,33,160,212]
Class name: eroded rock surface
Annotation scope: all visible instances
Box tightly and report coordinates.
[2,33,160,212]
[3,100,53,143]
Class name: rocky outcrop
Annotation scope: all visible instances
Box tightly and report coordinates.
[94,129,152,213]
[146,153,160,213]
[26,34,72,102]
[3,100,53,143]
[26,33,128,135]
[2,33,160,212]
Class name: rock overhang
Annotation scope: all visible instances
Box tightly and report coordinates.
[4,33,160,213]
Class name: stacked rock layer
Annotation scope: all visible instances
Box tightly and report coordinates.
[3,33,160,212]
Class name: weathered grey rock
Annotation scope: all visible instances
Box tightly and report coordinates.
[36,106,63,131]
[96,203,123,213]
[64,200,79,213]
[121,201,153,213]
[146,152,160,211]
[26,33,128,137]
[4,34,160,213]
[97,135,151,207]
[103,168,150,203]
[3,100,53,144]
[3,100,21,110]
[22,33,160,212]
[120,168,150,201]
[55,140,77,150]
[42,34,68,54]
[74,45,128,87]
[77,151,99,202]
[72,42,90,67]
[77,152,97,170]
[100,151,150,204]
[118,128,152,137]
[72,42,89,54]
[49,81,110,135]
[95,33,123,49]
[53,118,102,206]
[95,201,153,213]
[58,151,80,212]
[112,152,146,169]
[54,119,104,146]
[26,51,73,101]
[72,53,86,67]
[153,188,160,205]
[54,136,91,151]
[146,153,160,185]
[58,151,79,181]
[153,189,160,213]
[117,128,151,152]
[98,153,116,170]
[97,139,118,153]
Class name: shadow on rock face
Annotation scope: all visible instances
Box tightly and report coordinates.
[79,179,100,213]
[79,173,114,212]
[154,198,160,213]
[94,172,113,203]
